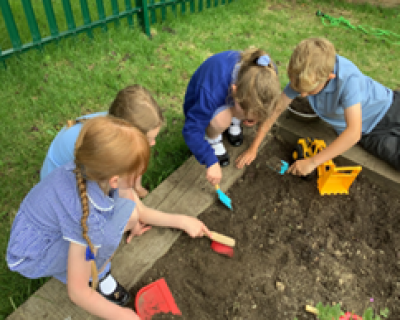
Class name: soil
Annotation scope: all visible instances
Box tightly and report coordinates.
[289,97,316,115]
[128,138,400,320]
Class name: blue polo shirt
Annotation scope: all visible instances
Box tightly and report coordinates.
[40,112,107,180]
[284,55,393,135]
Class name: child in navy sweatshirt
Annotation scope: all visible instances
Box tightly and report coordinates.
[183,49,281,185]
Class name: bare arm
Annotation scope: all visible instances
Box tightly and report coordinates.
[119,188,212,238]
[67,243,139,320]
[313,103,362,165]
[288,103,362,176]
[236,92,292,168]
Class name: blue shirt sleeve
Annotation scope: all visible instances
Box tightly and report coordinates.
[340,75,362,109]
[182,89,219,168]
[40,125,81,180]
[283,83,300,100]
[40,112,108,181]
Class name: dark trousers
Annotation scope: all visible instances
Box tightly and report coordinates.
[360,91,400,170]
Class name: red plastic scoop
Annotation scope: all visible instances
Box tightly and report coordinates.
[135,278,181,320]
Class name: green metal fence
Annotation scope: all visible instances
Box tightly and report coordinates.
[0,0,235,63]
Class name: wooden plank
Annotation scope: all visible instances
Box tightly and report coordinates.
[275,110,400,193]
[7,279,93,320]
[8,129,271,320]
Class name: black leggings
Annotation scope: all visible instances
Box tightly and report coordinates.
[360,91,400,170]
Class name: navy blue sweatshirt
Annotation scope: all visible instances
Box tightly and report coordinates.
[183,51,240,168]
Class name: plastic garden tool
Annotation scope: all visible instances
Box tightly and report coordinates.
[292,138,362,194]
[266,156,289,175]
[209,231,235,258]
[215,184,232,210]
[135,278,181,320]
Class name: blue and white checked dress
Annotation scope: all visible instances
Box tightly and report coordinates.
[7,162,135,284]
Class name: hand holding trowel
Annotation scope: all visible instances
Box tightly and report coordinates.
[215,184,233,210]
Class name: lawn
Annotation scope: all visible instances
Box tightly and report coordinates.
[0,0,399,318]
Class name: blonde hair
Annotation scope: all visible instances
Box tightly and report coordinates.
[109,84,164,133]
[74,116,150,289]
[67,84,164,133]
[288,38,336,92]
[232,47,281,122]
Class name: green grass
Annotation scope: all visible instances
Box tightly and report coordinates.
[1,0,400,318]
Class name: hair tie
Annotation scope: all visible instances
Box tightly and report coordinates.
[255,55,270,67]
[85,246,95,261]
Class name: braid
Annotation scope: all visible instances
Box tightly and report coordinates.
[75,166,99,290]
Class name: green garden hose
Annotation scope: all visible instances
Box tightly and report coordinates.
[316,10,400,45]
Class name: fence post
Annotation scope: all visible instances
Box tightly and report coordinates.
[80,0,93,38]
[0,0,22,50]
[125,0,134,27]
[135,0,151,37]
[43,0,60,38]
[111,0,120,27]
[95,0,108,32]
[21,0,42,45]
[61,0,76,32]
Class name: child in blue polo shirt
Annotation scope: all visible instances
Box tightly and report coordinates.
[236,37,400,175]
[183,49,281,186]
[40,85,163,198]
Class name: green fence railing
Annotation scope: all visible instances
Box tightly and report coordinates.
[0,0,235,64]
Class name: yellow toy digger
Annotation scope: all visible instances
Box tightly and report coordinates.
[292,138,362,195]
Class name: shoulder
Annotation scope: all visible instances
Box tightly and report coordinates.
[77,111,107,120]
[197,51,240,73]
[336,55,362,79]
[53,125,82,148]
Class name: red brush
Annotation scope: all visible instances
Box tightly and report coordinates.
[209,231,235,258]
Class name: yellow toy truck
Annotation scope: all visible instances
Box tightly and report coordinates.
[292,138,362,195]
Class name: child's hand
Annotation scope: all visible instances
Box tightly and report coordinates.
[126,221,152,244]
[287,158,317,176]
[206,162,222,185]
[236,147,257,169]
[180,216,212,238]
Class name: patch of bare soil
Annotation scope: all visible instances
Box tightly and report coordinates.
[129,138,400,320]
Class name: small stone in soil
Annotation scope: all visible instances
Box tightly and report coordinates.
[276,281,285,292]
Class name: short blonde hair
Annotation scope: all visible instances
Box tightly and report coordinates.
[232,47,281,122]
[109,84,164,133]
[67,85,164,133]
[288,38,336,92]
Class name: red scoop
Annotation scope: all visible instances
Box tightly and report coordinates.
[135,278,181,320]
